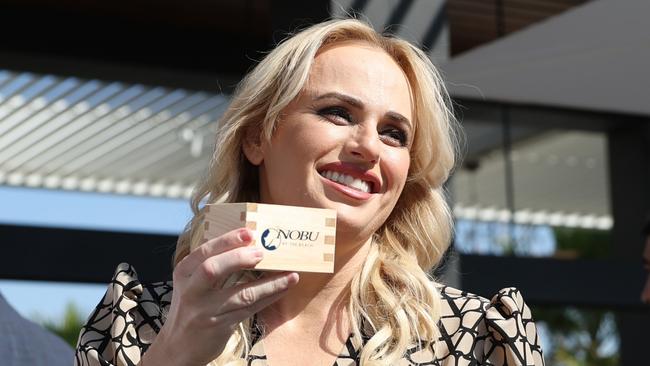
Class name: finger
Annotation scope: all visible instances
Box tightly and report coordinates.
[176,228,253,278]
[218,273,299,326]
[188,246,265,291]
[217,272,299,314]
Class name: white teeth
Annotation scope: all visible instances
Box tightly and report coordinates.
[320,170,371,193]
[350,178,369,192]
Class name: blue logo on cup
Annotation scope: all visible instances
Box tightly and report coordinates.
[261,228,278,250]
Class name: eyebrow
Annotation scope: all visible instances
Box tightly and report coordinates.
[313,92,412,128]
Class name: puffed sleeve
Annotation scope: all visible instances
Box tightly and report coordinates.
[482,288,545,365]
[74,263,169,366]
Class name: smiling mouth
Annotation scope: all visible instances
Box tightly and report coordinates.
[319,170,374,193]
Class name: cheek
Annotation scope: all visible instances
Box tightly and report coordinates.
[382,150,410,189]
[267,123,338,178]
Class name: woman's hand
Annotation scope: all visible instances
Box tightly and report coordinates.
[140,228,299,366]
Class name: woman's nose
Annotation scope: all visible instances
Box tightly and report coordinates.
[346,125,381,164]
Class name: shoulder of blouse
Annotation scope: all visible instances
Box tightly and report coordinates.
[74,263,172,366]
[433,285,545,365]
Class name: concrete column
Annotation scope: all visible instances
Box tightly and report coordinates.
[608,120,650,365]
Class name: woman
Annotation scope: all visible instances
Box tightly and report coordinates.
[75,19,544,366]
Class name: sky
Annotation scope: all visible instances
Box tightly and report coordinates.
[0,185,191,322]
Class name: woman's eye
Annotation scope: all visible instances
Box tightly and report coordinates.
[380,127,409,147]
[317,106,353,124]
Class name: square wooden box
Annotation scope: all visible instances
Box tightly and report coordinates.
[198,203,337,273]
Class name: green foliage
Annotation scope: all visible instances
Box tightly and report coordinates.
[553,227,612,259]
[536,228,618,365]
[534,307,619,366]
[38,302,85,347]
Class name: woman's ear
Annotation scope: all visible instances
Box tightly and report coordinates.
[242,128,265,166]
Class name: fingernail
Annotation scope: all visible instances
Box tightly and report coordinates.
[238,229,252,242]
[280,273,299,289]
[288,272,299,283]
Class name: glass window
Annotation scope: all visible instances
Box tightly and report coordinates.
[451,108,612,258]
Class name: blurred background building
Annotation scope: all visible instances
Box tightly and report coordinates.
[0,0,647,364]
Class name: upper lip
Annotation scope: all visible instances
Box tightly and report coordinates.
[318,161,381,193]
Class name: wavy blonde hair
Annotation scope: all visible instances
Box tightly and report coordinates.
[173,18,458,366]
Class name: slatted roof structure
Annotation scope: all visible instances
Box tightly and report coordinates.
[0,70,228,199]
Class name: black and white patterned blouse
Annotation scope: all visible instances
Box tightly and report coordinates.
[75,263,545,366]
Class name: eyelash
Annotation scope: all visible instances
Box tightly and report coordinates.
[316,106,410,147]
[318,106,353,124]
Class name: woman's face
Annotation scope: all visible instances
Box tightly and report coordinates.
[247,42,413,243]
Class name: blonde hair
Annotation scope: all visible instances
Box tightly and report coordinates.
[174,18,458,365]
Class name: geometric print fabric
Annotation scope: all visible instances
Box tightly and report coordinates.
[75,263,544,366]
